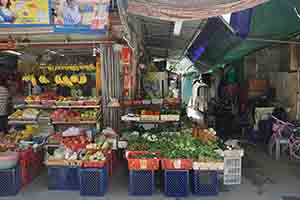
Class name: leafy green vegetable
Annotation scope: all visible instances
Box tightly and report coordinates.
[127,132,223,161]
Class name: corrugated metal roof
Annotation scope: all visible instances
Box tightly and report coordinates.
[130,15,206,59]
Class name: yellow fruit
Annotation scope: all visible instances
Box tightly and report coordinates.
[31,75,37,86]
[79,74,87,85]
[55,75,63,85]
[70,74,79,83]
[39,75,50,84]
[62,75,73,87]
[22,75,30,81]
[62,75,69,83]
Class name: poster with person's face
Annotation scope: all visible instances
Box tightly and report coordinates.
[53,0,110,33]
[0,0,50,25]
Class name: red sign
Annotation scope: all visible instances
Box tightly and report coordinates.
[121,47,132,64]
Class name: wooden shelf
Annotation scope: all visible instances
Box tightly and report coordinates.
[122,120,180,124]
[52,121,97,125]
[121,103,180,108]
[8,120,38,125]
[56,105,101,109]
[15,105,101,109]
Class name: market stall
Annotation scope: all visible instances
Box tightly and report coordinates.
[0,43,113,196]
[123,127,243,197]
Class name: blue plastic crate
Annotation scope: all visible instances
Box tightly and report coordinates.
[0,165,21,196]
[48,166,80,190]
[192,170,219,196]
[164,170,189,197]
[129,170,155,196]
[79,167,108,196]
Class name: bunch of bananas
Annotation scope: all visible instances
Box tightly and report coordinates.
[70,74,79,83]
[22,74,38,86]
[5,125,38,143]
[62,75,74,87]
[54,74,63,85]
[79,74,88,85]
[54,74,87,87]
[22,74,32,82]
[39,75,50,84]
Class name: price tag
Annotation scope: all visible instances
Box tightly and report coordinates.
[140,160,147,169]
[174,159,181,169]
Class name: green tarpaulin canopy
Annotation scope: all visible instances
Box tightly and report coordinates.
[195,0,300,66]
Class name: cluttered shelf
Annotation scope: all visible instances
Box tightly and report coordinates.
[14,104,101,109]
[121,119,180,124]
[120,98,180,108]
[52,121,97,125]
[8,120,38,125]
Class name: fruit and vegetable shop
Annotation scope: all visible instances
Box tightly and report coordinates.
[0,0,299,199]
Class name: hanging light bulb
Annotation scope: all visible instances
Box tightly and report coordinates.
[93,47,96,57]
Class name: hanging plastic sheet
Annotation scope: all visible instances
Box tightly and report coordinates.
[189,0,300,66]
[127,0,268,21]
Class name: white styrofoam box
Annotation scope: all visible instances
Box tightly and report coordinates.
[160,115,180,121]
[193,161,224,171]
[151,99,164,104]
[140,115,160,121]
[121,115,140,121]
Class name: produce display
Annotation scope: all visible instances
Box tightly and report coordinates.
[0,125,39,144]
[192,128,218,143]
[54,74,88,87]
[122,109,180,122]
[38,75,51,84]
[9,109,40,120]
[82,150,106,162]
[24,95,99,105]
[51,109,80,122]
[25,92,58,103]
[22,73,90,87]
[125,127,224,167]
[49,132,91,151]
[51,109,98,122]
[46,132,113,168]
[22,74,38,86]
[140,110,160,121]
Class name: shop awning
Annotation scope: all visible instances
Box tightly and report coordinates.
[188,0,300,66]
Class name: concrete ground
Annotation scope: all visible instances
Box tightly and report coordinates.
[2,145,300,200]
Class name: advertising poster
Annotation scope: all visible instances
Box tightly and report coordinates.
[53,0,110,33]
[0,0,50,25]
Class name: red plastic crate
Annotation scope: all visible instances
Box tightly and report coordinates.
[128,158,160,170]
[82,160,106,168]
[125,151,159,159]
[161,159,193,170]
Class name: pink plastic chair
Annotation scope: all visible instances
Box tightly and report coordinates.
[268,116,292,160]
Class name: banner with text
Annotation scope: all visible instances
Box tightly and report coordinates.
[0,0,50,26]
